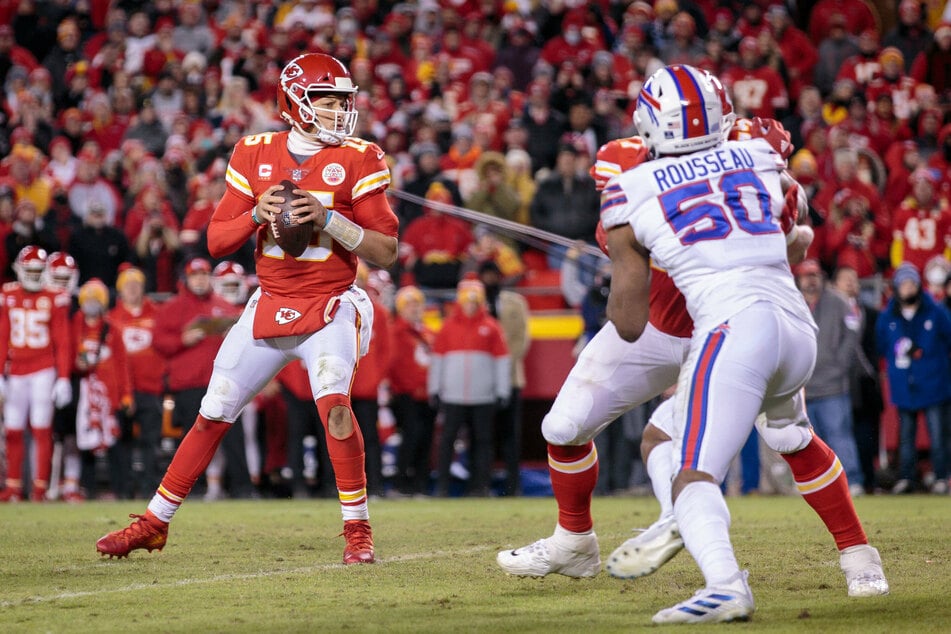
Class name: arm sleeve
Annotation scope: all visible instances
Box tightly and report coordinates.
[53,298,72,379]
[207,187,263,258]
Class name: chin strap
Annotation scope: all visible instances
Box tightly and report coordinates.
[287,127,329,155]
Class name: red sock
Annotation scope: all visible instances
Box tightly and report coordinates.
[318,395,367,506]
[783,435,867,550]
[4,429,24,488]
[548,442,598,533]
[32,427,53,489]
[158,416,231,502]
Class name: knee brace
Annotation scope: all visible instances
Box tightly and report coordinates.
[200,375,243,422]
[756,414,813,454]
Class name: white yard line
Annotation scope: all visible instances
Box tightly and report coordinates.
[2,545,493,608]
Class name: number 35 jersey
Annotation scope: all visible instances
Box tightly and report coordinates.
[601,138,814,335]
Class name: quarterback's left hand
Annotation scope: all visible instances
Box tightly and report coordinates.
[53,377,72,409]
[286,188,329,228]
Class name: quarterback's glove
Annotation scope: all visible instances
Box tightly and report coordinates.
[53,377,73,409]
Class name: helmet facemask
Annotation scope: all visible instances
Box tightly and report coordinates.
[282,87,358,145]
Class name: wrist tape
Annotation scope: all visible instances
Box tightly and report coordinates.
[323,210,365,251]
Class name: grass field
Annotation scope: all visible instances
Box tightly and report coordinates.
[1,494,948,633]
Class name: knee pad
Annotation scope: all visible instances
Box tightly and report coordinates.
[756,414,813,454]
[312,354,353,399]
[542,410,592,446]
[200,375,243,422]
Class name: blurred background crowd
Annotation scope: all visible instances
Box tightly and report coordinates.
[1,0,950,502]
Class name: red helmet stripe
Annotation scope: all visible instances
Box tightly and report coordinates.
[667,65,708,140]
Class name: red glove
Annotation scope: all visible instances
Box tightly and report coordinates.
[751,116,793,159]
[781,183,800,235]
[595,220,609,256]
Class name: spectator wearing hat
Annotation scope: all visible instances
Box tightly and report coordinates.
[7,144,54,217]
[108,265,168,498]
[478,260,530,496]
[924,255,951,302]
[388,285,437,496]
[72,278,134,499]
[883,0,932,71]
[813,14,861,95]
[465,151,522,232]
[808,1,878,45]
[42,18,85,103]
[875,262,951,494]
[439,123,482,200]
[910,22,951,105]
[400,182,473,290]
[429,278,510,497]
[67,147,122,226]
[866,47,919,122]
[67,199,130,288]
[529,140,600,269]
[890,167,951,272]
[721,36,789,120]
[815,187,880,279]
[796,258,866,496]
[813,147,886,243]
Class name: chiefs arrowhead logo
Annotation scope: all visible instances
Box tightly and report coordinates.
[275,307,302,325]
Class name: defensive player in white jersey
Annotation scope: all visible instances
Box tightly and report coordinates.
[601,63,829,623]
[497,80,887,601]
[96,53,399,564]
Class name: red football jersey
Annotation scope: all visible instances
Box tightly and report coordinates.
[0,283,72,377]
[721,66,788,120]
[892,204,951,272]
[217,131,399,298]
[108,299,167,395]
[593,137,694,339]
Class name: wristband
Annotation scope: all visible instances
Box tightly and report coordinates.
[785,224,799,246]
[251,207,265,226]
[323,210,365,251]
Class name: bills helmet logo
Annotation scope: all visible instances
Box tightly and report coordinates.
[275,307,302,325]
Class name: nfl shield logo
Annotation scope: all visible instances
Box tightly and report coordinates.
[291,169,303,181]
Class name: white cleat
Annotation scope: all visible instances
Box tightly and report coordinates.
[606,515,684,579]
[840,544,890,597]
[497,525,601,577]
[652,570,755,624]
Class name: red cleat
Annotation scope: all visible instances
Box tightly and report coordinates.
[96,512,168,558]
[62,491,86,503]
[342,519,375,564]
[0,487,23,503]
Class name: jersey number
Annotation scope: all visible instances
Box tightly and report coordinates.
[659,170,778,245]
[9,307,51,349]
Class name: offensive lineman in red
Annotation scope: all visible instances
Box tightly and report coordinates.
[498,107,888,598]
[96,53,399,564]
[0,246,73,502]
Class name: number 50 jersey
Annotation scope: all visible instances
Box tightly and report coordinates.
[601,138,814,335]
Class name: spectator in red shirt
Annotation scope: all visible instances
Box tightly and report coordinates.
[124,184,181,293]
[882,140,923,213]
[809,1,878,45]
[540,13,600,70]
[836,29,882,90]
[883,0,932,71]
[910,23,951,105]
[721,36,789,120]
[816,188,881,278]
[400,182,473,290]
[108,265,167,498]
[890,167,951,272]
[765,3,818,102]
[865,47,919,122]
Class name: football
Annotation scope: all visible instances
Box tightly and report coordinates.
[270,179,314,257]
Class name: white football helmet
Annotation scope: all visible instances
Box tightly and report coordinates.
[278,53,359,146]
[14,245,48,292]
[45,251,79,294]
[211,260,248,305]
[634,64,730,157]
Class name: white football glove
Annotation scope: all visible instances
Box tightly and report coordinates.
[53,377,72,409]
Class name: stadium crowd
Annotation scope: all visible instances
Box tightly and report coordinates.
[1,0,951,501]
